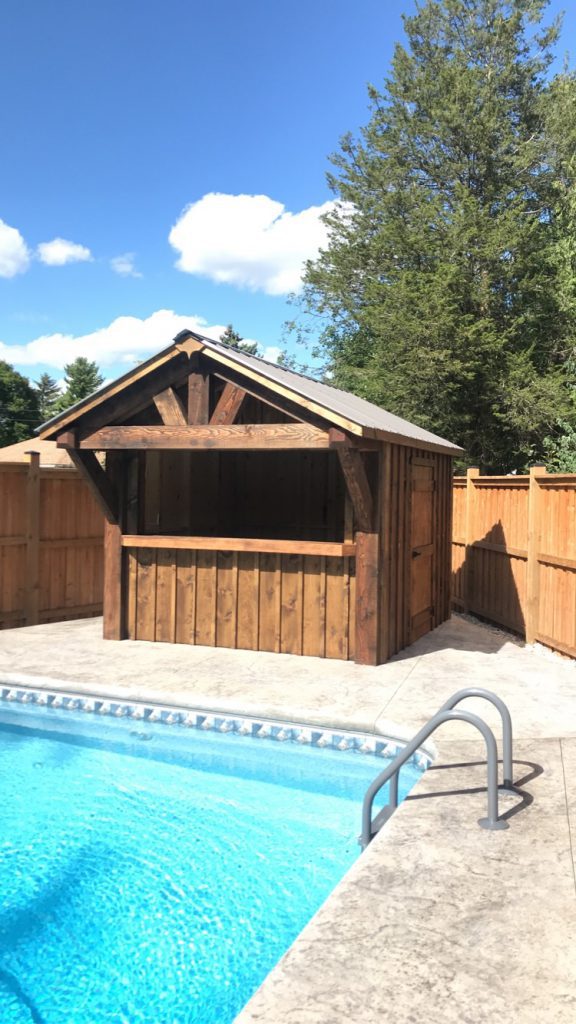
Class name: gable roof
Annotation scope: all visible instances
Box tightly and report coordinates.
[0,438,76,467]
[38,329,463,455]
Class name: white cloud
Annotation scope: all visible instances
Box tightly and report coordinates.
[169,192,335,296]
[37,238,92,266]
[262,346,281,363]
[0,309,261,371]
[0,219,31,277]
[110,253,142,278]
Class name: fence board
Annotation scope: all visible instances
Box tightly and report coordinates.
[0,460,104,629]
[452,468,576,659]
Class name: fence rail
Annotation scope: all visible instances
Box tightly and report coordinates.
[0,454,104,629]
[452,467,576,659]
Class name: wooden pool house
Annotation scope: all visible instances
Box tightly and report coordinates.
[39,331,462,665]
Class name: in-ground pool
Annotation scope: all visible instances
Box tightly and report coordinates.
[0,692,425,1024]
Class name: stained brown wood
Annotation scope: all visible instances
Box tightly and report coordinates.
[103,453,124,640]
[452,468,576,659]
[80,424,332,451]
[121,535,355,556]
[38,347,185,437]
[525,466,545,644]
[25,453,40,625]
[153,387,187,426]
[187,368,210,425]
[409,459,435,643]
[0,460,104,631]
[355,531,380,665]
[336,447,373,532]
[64,449,119,524]
[175,550,196,644]
[210,383,246,425]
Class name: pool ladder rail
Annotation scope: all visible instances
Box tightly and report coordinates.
[360,688,515,850]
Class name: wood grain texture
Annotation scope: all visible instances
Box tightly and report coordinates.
[0,461,104,631]
[124,545,354,658]
[336,447,373,532]
[80,424,332,451]
[153,387,187,426]
[452,469,576,658]
[210,383,246,425]
[121,535,355,556]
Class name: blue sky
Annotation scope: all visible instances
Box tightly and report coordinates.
[0,0,574,386]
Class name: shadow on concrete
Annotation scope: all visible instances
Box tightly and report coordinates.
[392,519,525,661]
[404,758,542,822]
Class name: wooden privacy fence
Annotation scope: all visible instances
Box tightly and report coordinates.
[0,454,104,629]
[452,467,576,658]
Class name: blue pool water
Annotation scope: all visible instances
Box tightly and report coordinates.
[0,700,423,1024]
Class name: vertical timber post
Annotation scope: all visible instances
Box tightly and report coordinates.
[464,467,480,613]
[25,451,40,626]
[354,449,381,666]
[526,465,545,644]
[103,452,124,640]
[355,531,380,665]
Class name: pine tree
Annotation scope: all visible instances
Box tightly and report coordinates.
[34,372,62,421]
[0,362,41,446]
[57,357,104,410]
[219,324,259,357]
[301,0,576,471]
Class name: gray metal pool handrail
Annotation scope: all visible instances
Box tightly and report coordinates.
[360,708,509,850]
[438,688,513,789]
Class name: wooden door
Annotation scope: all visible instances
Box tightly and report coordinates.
[410,458,435,643]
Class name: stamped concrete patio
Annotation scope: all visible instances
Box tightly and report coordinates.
[1,613,576,1023]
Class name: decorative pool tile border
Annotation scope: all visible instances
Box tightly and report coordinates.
[0,685,432,770]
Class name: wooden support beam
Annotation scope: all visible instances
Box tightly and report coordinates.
[103,452,125,640]
[188,368,210,425]
[121,535,356,557]
[62,447,119,523]
[25,452,40,626]
[329,427,380,451]
[153,387,187,425]
[355,531,380,665]
[210,383,246,425]
[526,465,545,644]
[56,429,77,448]
[336,446,374,533]
[79,423,332,451]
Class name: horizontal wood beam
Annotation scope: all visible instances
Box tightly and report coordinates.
[336,446,374,533]
[79,424,332,451]
[210,382,246,425]
[328,428,380,451]
[121,535,356,557]
[153,387,187,426]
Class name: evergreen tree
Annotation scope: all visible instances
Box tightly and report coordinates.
[34,372,61,421]
[301,0,576,471]
[219,324,259,357]
[0,361,41,446]
[57,357,104,410]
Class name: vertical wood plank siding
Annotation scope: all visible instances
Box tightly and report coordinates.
[125,443,454,663]
[452,470,576,659]
[379,446,453,661]
[0,463,104,629]
[125,547,356,659]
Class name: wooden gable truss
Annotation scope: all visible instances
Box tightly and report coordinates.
[41,332,454,664]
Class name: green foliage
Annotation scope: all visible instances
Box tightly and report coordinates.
[219,324,259,357]
[543,421,576,471]
[300,0,576,471]
[0,361,41,446]
[57,357,104,411]
[34,372,62,421]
